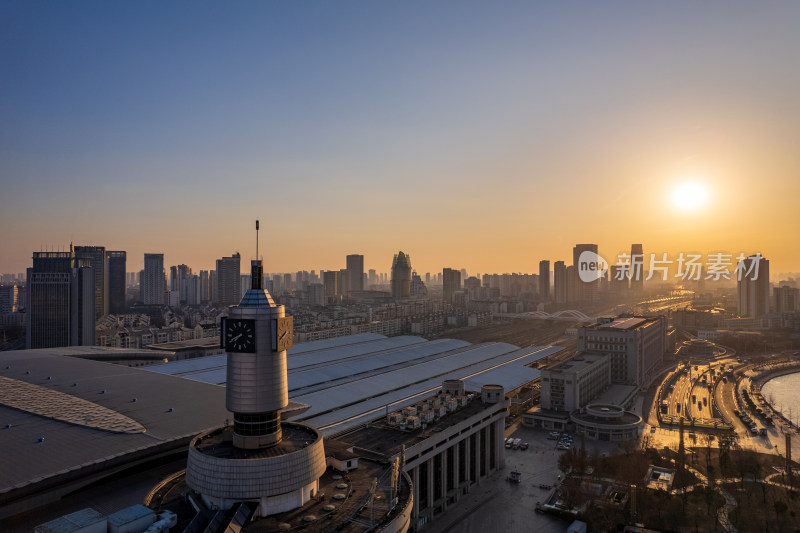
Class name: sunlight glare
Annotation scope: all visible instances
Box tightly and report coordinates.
[670,181,709,212]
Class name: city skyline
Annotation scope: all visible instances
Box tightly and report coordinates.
[2,3,800,275]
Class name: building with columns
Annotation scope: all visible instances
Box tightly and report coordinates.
[336,382,507,530]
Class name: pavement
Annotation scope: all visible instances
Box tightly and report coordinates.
[424,423,621,533]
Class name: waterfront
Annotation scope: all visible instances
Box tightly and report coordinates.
[762,371,800,427]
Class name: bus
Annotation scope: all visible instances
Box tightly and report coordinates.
[660,400,669,414]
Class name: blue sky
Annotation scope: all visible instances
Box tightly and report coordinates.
[2,2,799,275]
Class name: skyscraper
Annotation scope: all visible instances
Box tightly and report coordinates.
[553,261,567,304]
[74,245,107,318]
[26,249,94,349]
[442,268,461,304]
[391,251,413,299]
[572,243,599,304]
[216,253,241,307]
[538,260,550,302]
[346,254,364,293]
[630,244,644,293]
[106,250,127,314]
[322,270,340,304]
[737,255,770,318]
[142,253,167,305]
[200,270,210,303]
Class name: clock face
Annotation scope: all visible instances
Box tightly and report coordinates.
[225,319,256,353]
[276,316,294,352]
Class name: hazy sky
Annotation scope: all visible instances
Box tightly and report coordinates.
[2,2,799,276]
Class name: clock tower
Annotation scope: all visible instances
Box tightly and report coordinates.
[221,258,294,448]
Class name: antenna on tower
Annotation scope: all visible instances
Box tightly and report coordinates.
[256,219,260,261]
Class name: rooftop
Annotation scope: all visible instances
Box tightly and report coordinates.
[333,396,491,459]
[589,316,660,332]
[0,349,227,503]
[550,353,606,373]
[145,334,559,436]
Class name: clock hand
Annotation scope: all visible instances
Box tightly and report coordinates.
[231,333,242,342]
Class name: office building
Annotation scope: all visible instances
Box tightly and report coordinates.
[540,353,610,412]
[442,267,461,304]
[572,243,599,304]
[391,251,413,299]
[106,250,126,314]
[199,270,210,303]
[74,245,107,318]
[630,244,644,293]
[345,254,364,293]
[553,261,567,304]
[142,254,166,306]
[566,265,578,303]
[26,250,94,349]
[577,316,667,386]
[322,270,339,304]
[538,260,550,301]
[737,254,770,318]
[215,253,241,308]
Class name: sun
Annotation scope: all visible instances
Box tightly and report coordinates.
[670,181,709,212]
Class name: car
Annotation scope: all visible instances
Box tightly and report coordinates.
[650,427,656,433]
[539,484,552,490]
[520,442,529,450]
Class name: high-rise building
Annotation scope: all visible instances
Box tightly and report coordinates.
[774,285,800,313]
[26,249,95,349]
[442,268,461,304]
[368,269,377,286]
[307,283,324,306]
[346,254,364,293]
[216,253,241,308]
[566,265,578,303]
[200,270,210,303]
[186,273,200,305]
[142,253,167,306]
[106,250,127,315]
[572,243,599,304]
[610,264,629,294]
[538,260,550,302]
[391,251,412,299]
[0,284,21,313]
[737,255,770,318]
[322,270,340,304]
[74,245,108,318]
[630,244,644,293]
[553,261,567,304]
[170,265,179,292]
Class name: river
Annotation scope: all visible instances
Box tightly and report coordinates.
[761,371,800,426]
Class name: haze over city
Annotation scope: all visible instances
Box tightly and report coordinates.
[3,2,800,275]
